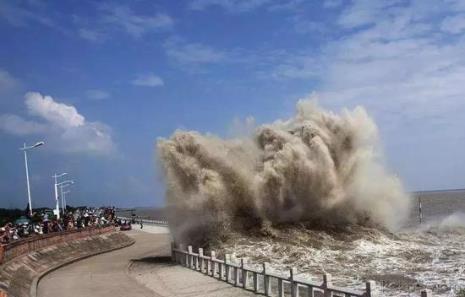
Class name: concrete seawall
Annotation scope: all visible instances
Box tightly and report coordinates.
[0,226,116,264]
[0,228,134,297]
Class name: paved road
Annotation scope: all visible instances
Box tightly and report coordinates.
[37,229,170,297]
[37,228,258,297]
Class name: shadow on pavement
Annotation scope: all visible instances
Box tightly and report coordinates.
[131,256,174,264]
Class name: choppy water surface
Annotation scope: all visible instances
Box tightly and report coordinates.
[218,190,465,297]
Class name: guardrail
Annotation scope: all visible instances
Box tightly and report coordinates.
[117,216,168,226]
[0,225,115,265]
[171,244,434,297]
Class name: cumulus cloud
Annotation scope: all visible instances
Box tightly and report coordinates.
[0,114,47,135]
[25,92,85,128]
[0,92,116,155]
[131,73,164,87]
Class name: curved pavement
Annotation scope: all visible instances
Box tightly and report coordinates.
[37,227,259,297]
[37,229,170,297]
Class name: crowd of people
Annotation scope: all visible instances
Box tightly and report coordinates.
[0,207,116,244]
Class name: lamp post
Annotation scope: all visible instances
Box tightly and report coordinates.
[60,182,74,214]
[52,173,68,219]
[55,180,73,219]
[20,141,44,216]
[61,189,71,214]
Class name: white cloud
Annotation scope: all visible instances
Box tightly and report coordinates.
[189,0,270,13]
[25,92,85,128]
[0,92,116,156]
[337,0,391,29]
[164,38,226,65]
[100,5,173,38]
[441,14,465,34]
[0,114,47,135]
[0,69,18,92]
[270,54,319,80]
[78,28,105,42]
[310,0,465,126]
[86,89,110,100]
[0,1,55,28]
[292,17,327,34]
[260,0,465,136]
[323,0,343,9]
[131,73,164,87]
[253,49,320,80]
[267,0,304,12]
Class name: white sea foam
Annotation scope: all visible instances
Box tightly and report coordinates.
[220,225,465,297]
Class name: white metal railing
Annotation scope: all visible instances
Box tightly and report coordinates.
[117,216,168,226]
[171,243,434,297]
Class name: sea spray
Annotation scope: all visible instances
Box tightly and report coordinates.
[157,99,412,245]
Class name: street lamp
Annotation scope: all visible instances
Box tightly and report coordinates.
[52,173,68,219]
[60,182,74,214]
[20,141,45,216]
[56,179,73,218]
[61,189,71,214]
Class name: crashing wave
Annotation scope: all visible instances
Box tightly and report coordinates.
[157,98,411,245]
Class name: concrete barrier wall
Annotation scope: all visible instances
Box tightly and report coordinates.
[0,229,134,297]
[0,226,114,265]
[0,247,4,267]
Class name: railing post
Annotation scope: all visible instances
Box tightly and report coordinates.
[195,248,200,270]
[306,285,314,297]
[253,270,259,293]
[234,259,240,286]
[188,245,193,269]
[206,253,210,276]
[290,267,298,297]
[241,258,247,289]
[179,244,185,266]
[365,280,376,297]
[263,262,271,296]
[171,242,176,262]
[323,273,332,297]
[225,254,231,283]
[219,256,224,280]
[211,251,216,276]
[278,278,284,297]
[420,289,432,297]
[198,248,204,273]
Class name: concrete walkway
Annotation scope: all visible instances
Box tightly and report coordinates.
[37,228,258,297]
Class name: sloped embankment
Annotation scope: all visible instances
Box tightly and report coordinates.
[0,231,134,297]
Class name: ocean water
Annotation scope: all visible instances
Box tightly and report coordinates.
[135,190,465,296]
[221,190,465,297]
[409,190,465,226]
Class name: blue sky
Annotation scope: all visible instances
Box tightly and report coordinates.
[1,0,465,209]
